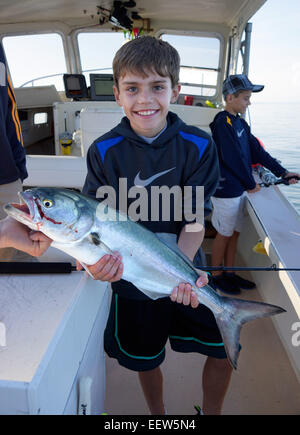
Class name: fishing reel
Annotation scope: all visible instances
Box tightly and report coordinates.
[259,174,300,188]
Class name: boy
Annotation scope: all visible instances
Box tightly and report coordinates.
[82,36,232,415]
[210,74,299,294]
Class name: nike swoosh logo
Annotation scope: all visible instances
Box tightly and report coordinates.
[134,167,175,187]
[237,129,244,138]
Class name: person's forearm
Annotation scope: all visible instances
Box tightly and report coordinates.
[177,223,205,261]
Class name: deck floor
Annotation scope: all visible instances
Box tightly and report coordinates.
[104,282,300,415]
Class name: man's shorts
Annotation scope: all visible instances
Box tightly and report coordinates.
[211,193,246,237]
[104,289,227,372]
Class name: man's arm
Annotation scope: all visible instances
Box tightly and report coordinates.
[5,61,28,182]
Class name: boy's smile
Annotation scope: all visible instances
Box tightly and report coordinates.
[114,70,180,137]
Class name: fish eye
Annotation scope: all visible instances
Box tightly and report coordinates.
[42,199,53,208]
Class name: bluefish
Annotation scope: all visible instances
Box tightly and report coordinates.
[4,187,285,369]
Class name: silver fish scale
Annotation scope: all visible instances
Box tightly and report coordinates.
[98,218,199,299]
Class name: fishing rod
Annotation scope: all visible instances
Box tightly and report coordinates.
[200,265,300,272]
[0,262,299,274]
[259,174,300,188]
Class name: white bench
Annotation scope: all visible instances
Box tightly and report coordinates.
[79,102,220,155]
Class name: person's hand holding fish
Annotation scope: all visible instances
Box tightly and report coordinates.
[0,216,52,256]
[170,270,208,308]
[77,255,207,308]
[76,252,123,283]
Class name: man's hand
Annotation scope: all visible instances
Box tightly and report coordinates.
[0,217,52,256]
[170,270,208,308]
[77,252,123,282]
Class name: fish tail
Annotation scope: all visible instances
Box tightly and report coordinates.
[214,297,286,369]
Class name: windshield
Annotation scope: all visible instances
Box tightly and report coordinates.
[162,33,221,97]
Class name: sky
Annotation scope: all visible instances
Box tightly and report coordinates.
[248,0,300,103]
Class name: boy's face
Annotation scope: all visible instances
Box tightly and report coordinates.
[114,70,181,137]
[225,90,252,115]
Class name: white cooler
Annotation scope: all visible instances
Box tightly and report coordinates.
[0,269,110,415]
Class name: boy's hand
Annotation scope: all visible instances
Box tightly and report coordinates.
[76,252,123,282]
[283,172,300,184]
[247,183,261,194]
[170,270,208,309]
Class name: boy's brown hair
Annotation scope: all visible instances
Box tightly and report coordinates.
[113,36,180,89]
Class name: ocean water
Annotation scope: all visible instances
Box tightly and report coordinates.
[247,102,300,215]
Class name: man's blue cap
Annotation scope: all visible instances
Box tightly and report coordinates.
[222,74,264,97]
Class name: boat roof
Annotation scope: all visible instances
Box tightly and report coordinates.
[0,0,266,29]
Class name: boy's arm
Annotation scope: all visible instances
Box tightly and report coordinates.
[169,137,219,308]
[180,133,220,230]
[170,223,207,308]
[249,134,287,177]
[177,223,205,261]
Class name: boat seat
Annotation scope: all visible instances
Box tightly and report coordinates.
[80,106,124,156]
[14,85,62,109]
[80,103,220,156]
[170,104,220,134]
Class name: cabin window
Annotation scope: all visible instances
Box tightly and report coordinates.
[34,112,48,125]
[161,34,220,98]
[2,33,67,90]
[77,32,124,86]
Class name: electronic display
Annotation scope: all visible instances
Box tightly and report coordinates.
[63,74,88,99]
[90,74,115,101]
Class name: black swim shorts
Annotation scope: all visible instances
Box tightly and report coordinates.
[104,290,227,372]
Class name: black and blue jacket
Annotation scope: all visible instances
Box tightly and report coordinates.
[83,111,219,299]
[209,111,286,198]
[0,43,27,184]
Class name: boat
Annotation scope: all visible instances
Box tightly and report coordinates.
[0,0,299,415]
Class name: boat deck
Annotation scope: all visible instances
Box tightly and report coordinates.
[104,271,300,415]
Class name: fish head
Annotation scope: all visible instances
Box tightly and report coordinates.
[4,187,95,243]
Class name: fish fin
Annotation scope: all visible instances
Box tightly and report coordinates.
[214,297,286,369]
[79,261,94,279]
[136,286,165,300]
[89,232,101,246]
[88,232,113,254]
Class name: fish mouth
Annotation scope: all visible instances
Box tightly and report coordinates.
[4,191,41,225]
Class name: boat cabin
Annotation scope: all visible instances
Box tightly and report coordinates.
[0,0,299,415]
[0,0,263,187]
